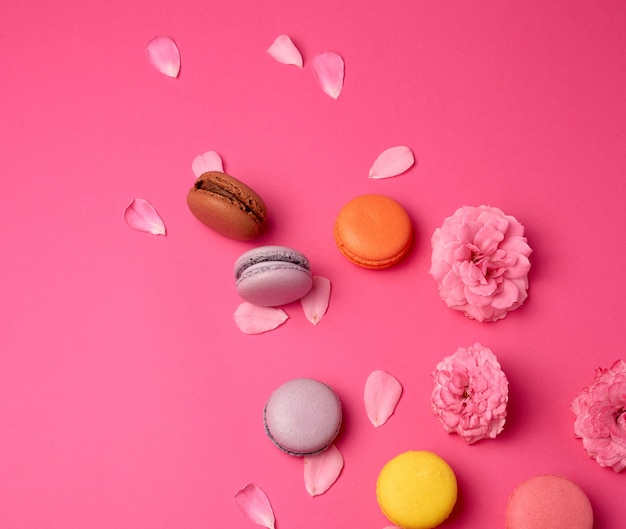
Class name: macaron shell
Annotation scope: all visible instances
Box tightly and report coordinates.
[236,262,313,307]
[505,475,593,529]
[186,171,267,241]
[264,378,342,456]
[334,194,413,269]
[376,450,457,529]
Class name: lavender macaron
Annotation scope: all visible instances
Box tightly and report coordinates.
[264,378,342,456]
[234,246,313,307]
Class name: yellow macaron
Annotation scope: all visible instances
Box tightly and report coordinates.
[376,450,457,529]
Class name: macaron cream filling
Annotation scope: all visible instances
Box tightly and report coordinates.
[193,175,265,225]
[334,230,412,268]
[235,248,311,280]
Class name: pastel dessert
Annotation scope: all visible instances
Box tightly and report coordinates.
[235,245,313,307]
[505,474,593,529]
[264,378,342,456]
[376,450,457,529]
[334,194,413,269]
[186,171,267,240]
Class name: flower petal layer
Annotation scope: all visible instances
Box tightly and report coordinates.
[312,51,344,99]
[364,370,403,427]
[234,303,288,334]
[266,34,303,68]
[192,151,224,177]
[572,359,626,472]
[304,444,344,496]
[300,276,331,325]
[234,483,276,529]
[429,205,532,322]
[146,36,180,78]
[431,343,509,444]
[368,146,415,179]
[124,198,166,235]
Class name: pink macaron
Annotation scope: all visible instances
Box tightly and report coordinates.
[264,378,342,456]
[234,245,313,307]
[505,474,593,529]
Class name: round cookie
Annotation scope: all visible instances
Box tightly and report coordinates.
[186,171,267,240]
[234,246,313,307]
[376,450,457,529]
[264,378,342,456]
[334,194,413,269]
[505,474,593,529]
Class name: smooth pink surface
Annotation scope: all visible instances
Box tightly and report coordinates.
[505,475,593,529]
[1,1,624,528]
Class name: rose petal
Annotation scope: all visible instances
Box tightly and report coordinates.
[368,146,415,179]
[490,278,522,309]
[312,51,344,99]
[266,34,303,68]
[304,444,344,496]
[233,302,288,334]
[364,370,403,427]
[300,276,331,325]
[124,198,166,235]
[192,151,224,177]
[234,483,276,529]
[146,36,180,78]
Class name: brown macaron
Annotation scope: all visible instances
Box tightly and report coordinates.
[186,171,268,241]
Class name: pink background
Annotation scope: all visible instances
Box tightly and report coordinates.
[2,1,624,528]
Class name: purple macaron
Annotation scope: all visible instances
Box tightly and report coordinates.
[234,245,313,307]
[264,378,342,456]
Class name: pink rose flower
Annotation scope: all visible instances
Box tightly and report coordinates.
[429,205,532,322]
[431,343,509,444]
[571,359,626,472]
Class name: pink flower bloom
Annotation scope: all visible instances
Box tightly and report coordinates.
[429,205,532,322]
[431,343,509,444]
[571,359,626,472]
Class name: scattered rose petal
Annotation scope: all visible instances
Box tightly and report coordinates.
[234,483,275,529]
[572,359,626,472]
[124,198,166,235]
[312,51,344,99]
[267,34,303,68]
[431,343,509,444]
[146,36,181,78]
[234,302,288,334]
[364,370,403,427]
[369,146,415,179]
[192,151,224,176]
[300,276,331,325]
[304,444,344,496]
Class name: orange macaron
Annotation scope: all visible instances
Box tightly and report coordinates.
[334,194,413,269]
